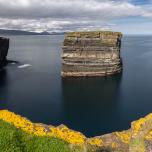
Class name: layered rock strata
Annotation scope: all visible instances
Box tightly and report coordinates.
[61,31,122,77]
[0,37,9,68]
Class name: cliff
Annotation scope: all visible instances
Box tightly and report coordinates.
[0,37,9,68]
[1,110,152,152]
[61,31,122,77]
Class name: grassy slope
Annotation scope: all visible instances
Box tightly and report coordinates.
[0,120,82,152]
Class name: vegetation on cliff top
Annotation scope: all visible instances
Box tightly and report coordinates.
[0,119,83,152]
[66,31,123,38]
[1,110,152,152]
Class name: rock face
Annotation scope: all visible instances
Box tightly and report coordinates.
[88,113,152,152]
[0,37,9,68]
[61,31,122,77]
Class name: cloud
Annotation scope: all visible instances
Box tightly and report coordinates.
[0,0,151,32]
[0,18,112,32]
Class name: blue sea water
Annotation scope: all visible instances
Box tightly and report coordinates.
[0,35,152,137]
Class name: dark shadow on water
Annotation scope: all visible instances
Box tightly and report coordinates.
[61,73,122,137]
[0,69,9,109]
[0,69,8,86]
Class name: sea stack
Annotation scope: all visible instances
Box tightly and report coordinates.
[61,31,122,77]
[0,37,9,68]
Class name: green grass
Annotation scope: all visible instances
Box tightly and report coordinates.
[0,120,82,152]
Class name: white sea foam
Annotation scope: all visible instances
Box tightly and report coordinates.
[11,62,16,65]
[18,64,32,68]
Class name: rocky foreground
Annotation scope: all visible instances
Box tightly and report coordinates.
[61,31,122,77]
[0,110,152,152]
[0,37,9,68]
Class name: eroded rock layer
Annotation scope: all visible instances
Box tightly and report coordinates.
[61,31,122,77]
[0,37,9,68]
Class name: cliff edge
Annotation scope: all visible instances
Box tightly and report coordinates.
[1,110,152,152]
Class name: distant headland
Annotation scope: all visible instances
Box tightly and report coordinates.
[0,29,64,35]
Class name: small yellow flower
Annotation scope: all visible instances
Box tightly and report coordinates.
[0,110,87,145]
[115,131,131,143]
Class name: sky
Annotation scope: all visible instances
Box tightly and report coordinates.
[0,0,151,34]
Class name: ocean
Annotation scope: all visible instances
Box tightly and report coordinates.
[0,35,152,137]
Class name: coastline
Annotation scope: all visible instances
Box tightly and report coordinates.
[1,110,152,151]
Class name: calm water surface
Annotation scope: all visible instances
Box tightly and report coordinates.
[0,35,152,137]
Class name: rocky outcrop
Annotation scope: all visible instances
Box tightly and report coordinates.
[1,110,152,152]
[61,31,122,77]
[0,37,9,68]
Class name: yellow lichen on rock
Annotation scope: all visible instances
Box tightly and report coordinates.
[111,142,118,148]
[131,113,152,136]
[131,118,145,136]
[115,131,131,143]
[145,130,152,140]
[87,138,103,146]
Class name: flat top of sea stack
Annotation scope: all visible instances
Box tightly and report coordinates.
[65,31,122,38]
